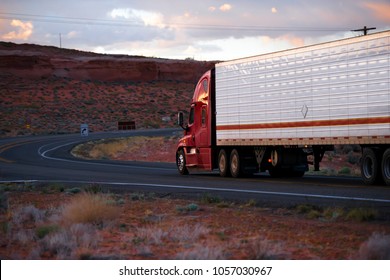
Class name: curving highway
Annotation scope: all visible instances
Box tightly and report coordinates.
[1,128,390,213]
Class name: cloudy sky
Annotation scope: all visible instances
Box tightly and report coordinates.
[1,0,390,60]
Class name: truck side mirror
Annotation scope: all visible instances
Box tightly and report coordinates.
[177,111,186,130]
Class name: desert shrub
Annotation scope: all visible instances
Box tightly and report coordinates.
[61,193,121,226]
[248,237,288,260]
[0,191,8,213]
[323,207,345,221]
[341,145,353,154]
[201,193,221,204]
[358,232,390,259]
[295,204,322,215]
[135,226,168,245]
[135,223,209,245]
[65,187,81,194]
[170,224,209,243]
[338,167,351,175]
[12,205,45,225]
[84,184,105,194]
[346,208,378,222]
[36,224,60,239]
[176,203,199,213]
[40,223,101,259]
[347,151,360,164]
[176,245,226,260]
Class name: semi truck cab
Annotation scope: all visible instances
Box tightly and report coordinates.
[177,70,215,174]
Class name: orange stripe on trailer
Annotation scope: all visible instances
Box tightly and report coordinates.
[217,116,390,131]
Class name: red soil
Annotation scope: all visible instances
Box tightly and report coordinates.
[0,187,389,260]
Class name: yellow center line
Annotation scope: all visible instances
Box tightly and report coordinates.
[0,139,44,163]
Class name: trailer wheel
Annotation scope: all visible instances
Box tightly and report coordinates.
[382,148,390,186]
[230,149,242,178]
[218,149,230,177]
[176,149,189,175]
[361,148,382,185]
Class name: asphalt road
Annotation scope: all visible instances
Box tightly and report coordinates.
[1,128,390,214]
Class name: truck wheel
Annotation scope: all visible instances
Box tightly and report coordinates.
[230,149,241,178]
[382,148,390,186]
[361,148,382,185]
[218,149,230,177]
[176,150,189,175]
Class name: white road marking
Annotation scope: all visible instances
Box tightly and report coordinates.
[1,179,390,204]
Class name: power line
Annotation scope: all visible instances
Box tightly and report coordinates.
[0,12,348,33]
[352,26,376,35]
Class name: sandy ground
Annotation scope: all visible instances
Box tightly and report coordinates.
[1,183,389,260]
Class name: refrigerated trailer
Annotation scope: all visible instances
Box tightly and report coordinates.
[176,30,390,185]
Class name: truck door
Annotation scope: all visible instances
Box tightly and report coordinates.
[186,104,196,148]
[198,105,208,147]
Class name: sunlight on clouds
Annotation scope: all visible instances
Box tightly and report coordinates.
[1,19,33,40]
[66,31,79,39]
[208,4,232,13]
[193,35,310,61]
[271,7,278,13]
[184,45,200,58]
[109,8,165,28]
[219,4,232,12]
[363,2,390,23]
[279,34,304,48]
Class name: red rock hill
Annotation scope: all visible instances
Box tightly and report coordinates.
[0,42,214,83]
[0,42,215,135]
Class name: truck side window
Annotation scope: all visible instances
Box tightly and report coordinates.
[188,106,194,125]
[201,107,207,127]
[202,79,208,93]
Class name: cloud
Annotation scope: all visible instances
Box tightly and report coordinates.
[1,19,33,40]
[109,8,166,28]
[363,2,390,23]
[279,34,304,48]
[271,7,278,14]
[208,4,232,12]
[66,31,79,39]
[219,4,232,12]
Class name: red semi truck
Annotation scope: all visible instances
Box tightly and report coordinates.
[176,30,390,185]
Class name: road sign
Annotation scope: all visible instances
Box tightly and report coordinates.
[80,124,89,136]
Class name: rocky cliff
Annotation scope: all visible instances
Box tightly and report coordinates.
[0,42,216,136]
[0,42,214,83]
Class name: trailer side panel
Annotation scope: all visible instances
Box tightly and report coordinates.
[215,31,390,146]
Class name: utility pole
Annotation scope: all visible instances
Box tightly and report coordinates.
[352,26,376,35]
[59,33,62,48]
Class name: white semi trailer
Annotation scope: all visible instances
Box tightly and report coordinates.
[176,30,390,185]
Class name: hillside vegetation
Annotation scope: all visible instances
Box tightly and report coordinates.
[0,41,214,136]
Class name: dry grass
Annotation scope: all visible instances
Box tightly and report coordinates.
[61,193,121,227]
[71,136,178,162]
[248,237,288,260]
[2,185,390,260]
[88,138,131,159]
[12,205,45,225]
[176,245,226,260]
[35,223,101,259]
[134,223,209,245]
